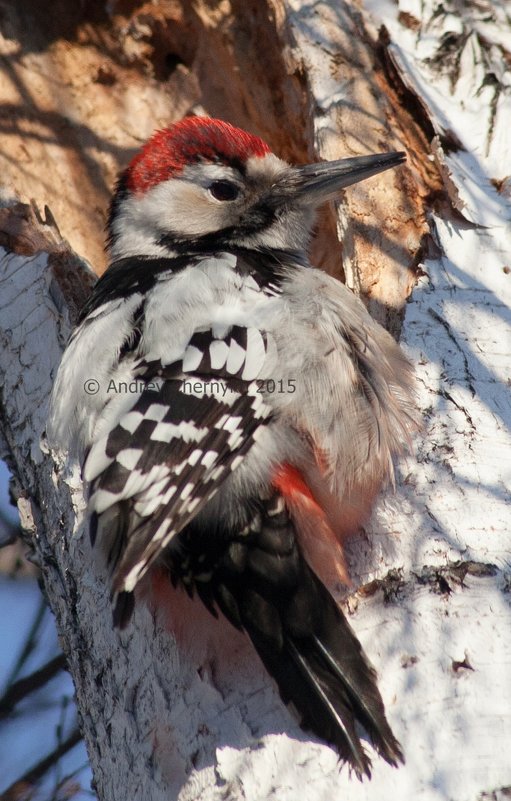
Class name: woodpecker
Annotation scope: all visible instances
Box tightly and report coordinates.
[48,116,416,779]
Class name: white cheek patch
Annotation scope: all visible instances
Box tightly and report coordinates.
[127,169,244,240]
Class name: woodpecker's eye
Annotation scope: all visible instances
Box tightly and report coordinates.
[208,180,240,202]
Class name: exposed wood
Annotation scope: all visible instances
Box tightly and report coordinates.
[0,0,427,324]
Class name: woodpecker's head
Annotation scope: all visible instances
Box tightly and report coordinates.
[108,116,405,259]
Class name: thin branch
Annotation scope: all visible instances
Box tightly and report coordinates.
[3,598,47,688]
[51,762,95,801]
[0,507,19,547]
[0,654,67,719]
[1,727,82,801]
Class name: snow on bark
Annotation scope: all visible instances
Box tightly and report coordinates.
[350,1,511,798]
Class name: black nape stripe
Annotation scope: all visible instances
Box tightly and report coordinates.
[78,255,193,321]
[79,246,303,323]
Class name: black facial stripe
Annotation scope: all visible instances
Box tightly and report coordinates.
[157,200,278,254]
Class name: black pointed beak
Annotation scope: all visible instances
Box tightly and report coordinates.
[285,151,406,205]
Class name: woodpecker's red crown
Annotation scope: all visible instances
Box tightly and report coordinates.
[126,117,271,195]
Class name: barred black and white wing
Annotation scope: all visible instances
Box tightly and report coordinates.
[84,323,273,620]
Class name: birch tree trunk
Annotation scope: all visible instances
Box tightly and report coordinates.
[1,2,510,800]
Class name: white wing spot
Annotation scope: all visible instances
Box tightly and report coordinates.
[182,344,204,372]
[230,454,244,471]
[151,420,208,443]
[123,564,145,593]
[221,415,243,434]
[153,519,172,543]
[139,476,170,502]
[180,482,195,501]
[187,448,203,467]
[209,340,229,369]
[122,464,168,498]
[90,487,124,514]
[161,484,177,505]
[226,339,246,375]
[201,450,217,468]
[227,430,243,448]
[116,448,143,471]
[144,404,168,423]
[134,493,165,518]
[83,444,114,482]
[210,465,224,482]
[242,328,266,380]
[186,496,201,514]
[120,411,144,434]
